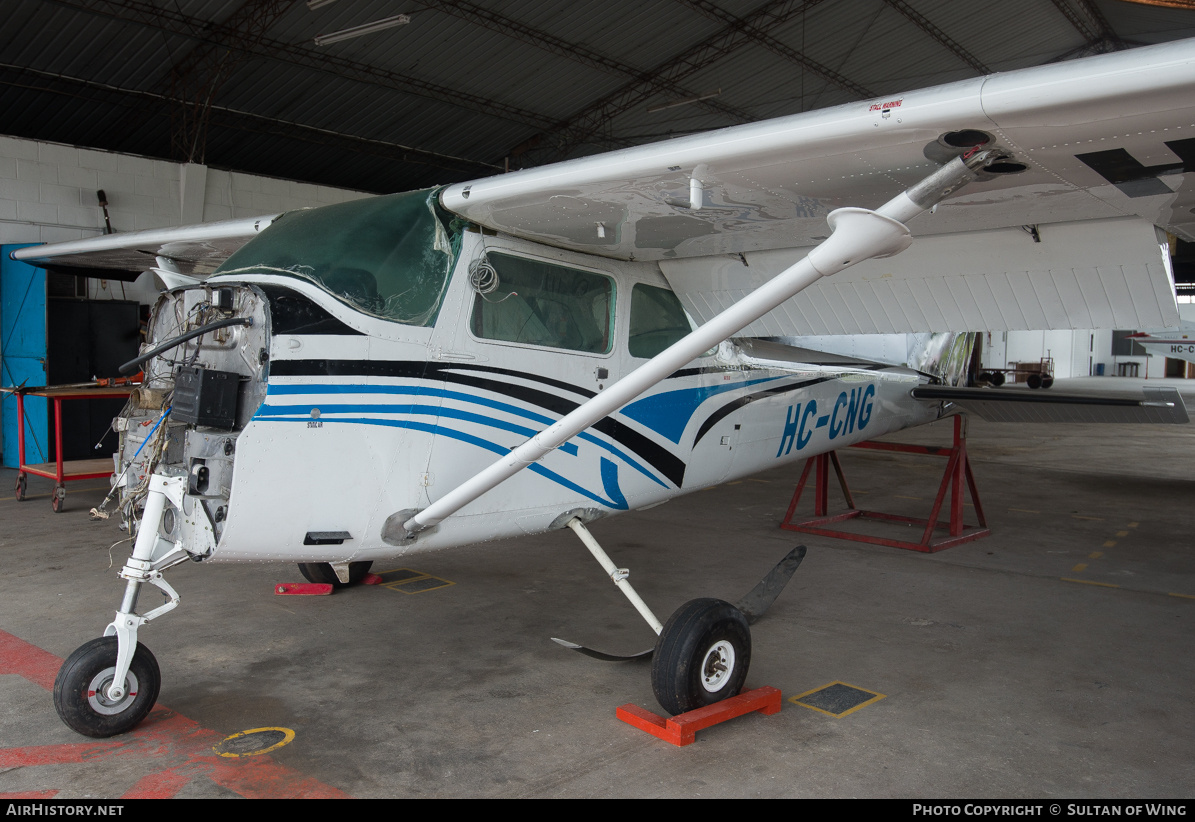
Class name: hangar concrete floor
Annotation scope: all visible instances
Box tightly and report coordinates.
[1,379,1193,799]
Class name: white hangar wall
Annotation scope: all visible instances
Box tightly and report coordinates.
[0,134,374,459]
[0,134,372,304]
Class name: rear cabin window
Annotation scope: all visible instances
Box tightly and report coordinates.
[629,283,693,358]
[470,253,614,354]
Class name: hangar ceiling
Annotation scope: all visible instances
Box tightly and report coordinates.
[3,0,1195,195]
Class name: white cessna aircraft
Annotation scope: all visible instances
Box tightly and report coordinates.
[14,38,1195,738]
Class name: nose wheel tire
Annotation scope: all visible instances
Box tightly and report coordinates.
[651,598,751,716]
[297,561,373,588]
[53,636,161,738]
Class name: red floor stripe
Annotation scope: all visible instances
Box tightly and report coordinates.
[0,791,59,800]
[0,629,65,690]
[120,768,193,800]
[1,629,352,799]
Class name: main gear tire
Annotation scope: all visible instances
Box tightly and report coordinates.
[297,561,373,588]
[650,598,751,716]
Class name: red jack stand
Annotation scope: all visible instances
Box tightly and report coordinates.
[780,416,989,553]
[616,686,782,746]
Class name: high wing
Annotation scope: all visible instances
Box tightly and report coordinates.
[10,214,281,278]
[443,38,1195,335]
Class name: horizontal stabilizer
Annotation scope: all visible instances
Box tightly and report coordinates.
[912,386,1189,425]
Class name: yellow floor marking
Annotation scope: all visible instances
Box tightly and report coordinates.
[1128,522,1139,528]
[376,568,455,594]
[1071,515,1104,521]
[788,681,887,718]
[1116,531,1129,538]
[1088,552,1103,559]
[894,495,922,500]
[1061,578,1120,588]
[746,478,770,483]
[213,727,295,758]
[1009,508,1040,514]
[726,480,743,485]
[1071,563,1088,573]
[1169,592,1195,600]
[1103,540,1117,548]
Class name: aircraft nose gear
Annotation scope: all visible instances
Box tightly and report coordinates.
[53,637,160,738]
[53,473,194,737]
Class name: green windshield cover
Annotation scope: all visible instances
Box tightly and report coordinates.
[216,188,460,326]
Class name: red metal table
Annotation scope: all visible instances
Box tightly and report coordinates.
[5,385,135,512]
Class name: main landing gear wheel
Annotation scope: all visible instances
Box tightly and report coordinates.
[297,561,373,588]
[14,473,26,501]
[53,636,161,738]
[651,598,751,716]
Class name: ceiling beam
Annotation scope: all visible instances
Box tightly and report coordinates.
[882,0,991,75]
[0,62,501,184]
[1049,0,1128,56]
[422,0,754,125]
[167,0,295,164]
[45,0,565,135]
[521,0,835,165]
[675,0,874,100]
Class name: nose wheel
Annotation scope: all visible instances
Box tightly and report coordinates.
[53,636,161,738]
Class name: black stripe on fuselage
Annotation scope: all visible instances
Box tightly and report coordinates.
[267,359,685,487]
[691,375,848,447]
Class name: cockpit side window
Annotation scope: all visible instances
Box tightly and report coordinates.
[214,188,460,327]
[470,253,614,355]
[629,283,694,358]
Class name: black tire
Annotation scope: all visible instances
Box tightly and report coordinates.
[1041,376,1054,389]
[1027,374,1043,389]
[53,636,160,738]
[651,598,751,716]
[978,371,993,384]
[991,371,1006,387]
[297,561,373,588]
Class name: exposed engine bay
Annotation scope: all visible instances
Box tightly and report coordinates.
[94,284,270,560]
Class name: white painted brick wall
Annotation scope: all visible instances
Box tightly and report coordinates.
[0,135,377,457]
[0,135,372,267]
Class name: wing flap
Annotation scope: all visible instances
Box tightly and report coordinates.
[661,218,1177,335]
[913,386,1189,425]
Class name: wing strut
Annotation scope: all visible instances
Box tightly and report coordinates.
[395,150,999,540]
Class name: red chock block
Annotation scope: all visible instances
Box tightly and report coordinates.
[361,573,384,586]
[616,686,782,746]
[274,583,333,596]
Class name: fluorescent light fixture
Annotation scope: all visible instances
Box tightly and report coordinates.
[306,0,339,10]
[647,89,722,114]
[314,14,410,46]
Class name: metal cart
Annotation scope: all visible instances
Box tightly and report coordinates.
[6,385,135,512]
